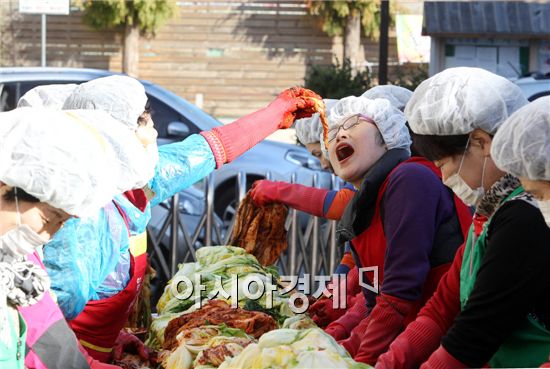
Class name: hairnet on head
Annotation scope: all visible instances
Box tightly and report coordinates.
[65,109,158,190]
[323,96,411,154]
[0,108,144,216]
[406,67,527,136]
[17,84,78,110]
[492,96,550,181]
[62,75,147,130]
[294,99,337,145]
[361,85,412,112]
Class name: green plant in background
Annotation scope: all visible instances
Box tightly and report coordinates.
[389,63,428,91]
[304,59,373,99]
[78,0,176,77]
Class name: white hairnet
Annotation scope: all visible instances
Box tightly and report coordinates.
[68,109,157,190]
[492,96,550,180]
[18,84,78,110]
[406,67,527,136]
[294,99,338,145]
[361,85,412,112]
[19,78,155,188]
[0,108,148,216]
[62,75,147,130]
[323,96,411,154]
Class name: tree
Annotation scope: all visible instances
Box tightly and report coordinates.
[306,0,383,69]
[80,0,176,77]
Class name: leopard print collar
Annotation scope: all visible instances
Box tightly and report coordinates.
[476,174,523,217]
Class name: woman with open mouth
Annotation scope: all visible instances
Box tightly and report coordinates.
[321,96,472,365]
[251,86,419,331]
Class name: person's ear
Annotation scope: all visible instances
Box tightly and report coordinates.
[470,129,492,157]
[0,184,11,196]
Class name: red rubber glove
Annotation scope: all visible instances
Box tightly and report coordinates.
[311,266,362,327]
[274,87,324,128]
[541,362,550,368]
[309,295,357,328]
[353,294,418,365]
[420,345,467,369]
[376,247,466,369]
[201,87,322,168]
[112,331,149,361]
[340,315,371,357]
[375,316,445,369]
[325,293,369,341]
[250,180,328,217]
[343,266,362,297]
[309,298,337,327]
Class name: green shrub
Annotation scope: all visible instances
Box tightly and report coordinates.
[389,63,428,91]
[304,59,373,98]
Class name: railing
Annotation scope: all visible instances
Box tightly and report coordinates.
[147,171,342,282]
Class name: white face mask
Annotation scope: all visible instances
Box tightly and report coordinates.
[444,173,484,207]
[134,142,159,189]
[537,200,550,228]
[443,140,487,207]
[146,142,159,170]
[0,224,48,257]
[0,189,48,257]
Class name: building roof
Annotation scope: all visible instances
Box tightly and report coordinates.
[423,1,550,37]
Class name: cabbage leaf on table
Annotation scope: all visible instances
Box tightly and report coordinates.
[218,328,373,369]
[160,324,252,369]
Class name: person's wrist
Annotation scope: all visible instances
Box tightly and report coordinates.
[200,130,227,168]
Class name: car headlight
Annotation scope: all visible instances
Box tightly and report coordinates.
[285,149,322,170]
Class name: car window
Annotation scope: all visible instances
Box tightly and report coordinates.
[0,80,82,111]
[146,94,200,140]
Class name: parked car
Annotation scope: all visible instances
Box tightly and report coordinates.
[0,67,332,301]
[512,72,550,101]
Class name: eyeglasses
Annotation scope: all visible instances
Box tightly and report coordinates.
[327,114,375,143]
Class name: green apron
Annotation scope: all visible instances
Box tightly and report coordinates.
[460,186,550,367]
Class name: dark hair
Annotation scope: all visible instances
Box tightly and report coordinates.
[2,187,40,203]
[412,133,470,161]
[137,108,151,127]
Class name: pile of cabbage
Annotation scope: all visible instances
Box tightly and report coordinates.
[218,327,372,369]
[148,246,372,369]
[162,323,371,369]
[148,246,293,348]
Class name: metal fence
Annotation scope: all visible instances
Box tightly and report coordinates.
[147,171,342,283]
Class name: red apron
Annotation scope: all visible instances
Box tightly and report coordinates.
[69,200,148,362]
